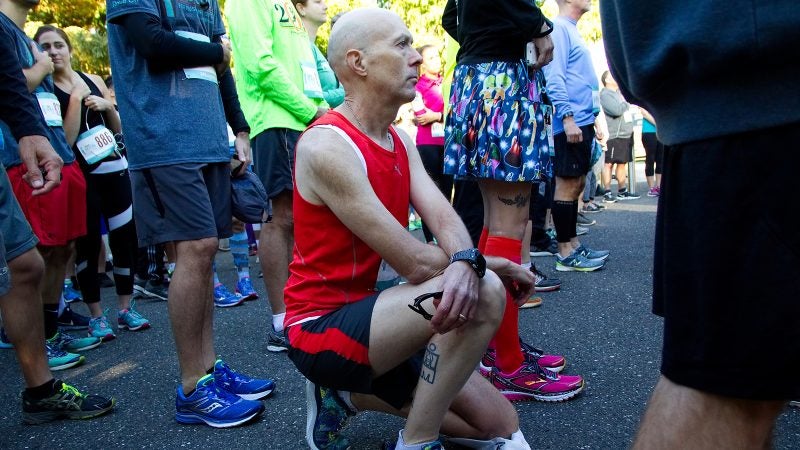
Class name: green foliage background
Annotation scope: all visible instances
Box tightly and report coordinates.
[24,0,602,78]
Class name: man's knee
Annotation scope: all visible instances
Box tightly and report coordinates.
[476,271,505,327]
[7,248,44,288]
[178,237,219,261]
[268,192,294,231]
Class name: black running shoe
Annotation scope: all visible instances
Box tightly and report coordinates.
[22,381,115,424]
[57,305,91,330]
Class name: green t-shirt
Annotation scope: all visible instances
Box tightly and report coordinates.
[225,0,328,135]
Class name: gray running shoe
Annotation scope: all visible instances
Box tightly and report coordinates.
[576,212,596,226]
[555,252,604,272]
[267,326,288,352]
[133,277,169,301]
[576,225,589,236]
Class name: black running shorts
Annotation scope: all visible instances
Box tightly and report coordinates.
[654,121,800,400]
[553,124,595,177]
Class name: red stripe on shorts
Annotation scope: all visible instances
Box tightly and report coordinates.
[288,324,369,365]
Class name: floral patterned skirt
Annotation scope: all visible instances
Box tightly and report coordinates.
[444,60,553,182]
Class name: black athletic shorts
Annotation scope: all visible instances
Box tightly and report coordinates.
[251,128,300,200]
[654,121,800,400]
[287,293,423,410]
[553,124,595,177]
[605,136,634,164]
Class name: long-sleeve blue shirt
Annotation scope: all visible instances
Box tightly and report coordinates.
[543,16,598,135]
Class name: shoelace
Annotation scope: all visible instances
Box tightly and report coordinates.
[60,383,84,399]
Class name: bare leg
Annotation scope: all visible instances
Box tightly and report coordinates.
[615,163,628,191]
[521,221,532,266]
[259,190,292,318]
[601,162,613,192]
[633,376,785,450]
[0,249,51,388]
[169,237,218,393]
[38,244,72,307]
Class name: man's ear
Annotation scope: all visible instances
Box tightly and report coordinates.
[346,49,367,77]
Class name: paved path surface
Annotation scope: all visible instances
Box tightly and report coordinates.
[1,165,798,449]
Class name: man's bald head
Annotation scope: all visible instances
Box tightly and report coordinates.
[327,8,405,81]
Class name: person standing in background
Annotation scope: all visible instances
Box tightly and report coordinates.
[639,107,662,197]
[294,0,344,108]
[599,70,639,201]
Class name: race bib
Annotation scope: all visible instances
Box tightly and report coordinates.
[301,61,323,99]
[76,125,117,164]
[591,90,600,115]
[35,92,62,127]
[176,31,219,84]
[431,122,445,138]
[623,110,633,123]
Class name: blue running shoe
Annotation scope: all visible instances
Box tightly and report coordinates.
[213,283,245,308]
[57,305,90,330]
[306,380,355,450]
[63,282,82,303]
[117,301,151,331]
[175,374,264,428]
[574,244,610,262]
[45,342,85,371]
[555,252,604,272]
[88,314,116,341]
[235,277,258,301]
[48,331,102,352]
[213,359,275,400]
[0,327,13,349]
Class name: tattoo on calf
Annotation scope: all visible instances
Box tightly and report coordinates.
[498,193,530,208]
[420,343,440,384]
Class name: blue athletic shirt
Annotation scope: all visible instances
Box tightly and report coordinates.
[542,16,599,136]
[106,0,229,170]
[0,12,76,169]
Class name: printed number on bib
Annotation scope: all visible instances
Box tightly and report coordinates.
[77,125,117,164]
[36,92,63,127]
[175,31,218,84]
[301,61,323,99]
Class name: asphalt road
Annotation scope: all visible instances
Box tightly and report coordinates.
[1,164,798,449]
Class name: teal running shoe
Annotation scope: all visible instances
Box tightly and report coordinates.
[22,380,115,424]
[175,374,264,428]
[48,331,101,353]
[213,359,275,400]
[63,281,82,303]
[88,314,116,341]
[117,301,151,331]
[45,342,84,371]
[306,380,355,450]
[213,283,244,308]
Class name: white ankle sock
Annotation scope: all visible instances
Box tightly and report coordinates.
[395,430,440,450]
[272,313,285,332]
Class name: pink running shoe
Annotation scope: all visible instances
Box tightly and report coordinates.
[488,361,584,403]
[480,339,566,374]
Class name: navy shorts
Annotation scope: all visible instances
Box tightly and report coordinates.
[130,162,232,247]
[287,293,423,410]
[251,128,300,200]
[0,164,39,296]
[553,124,595,177]
[655,121,800,400]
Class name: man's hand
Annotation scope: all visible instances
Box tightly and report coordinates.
[214,39,232,77]
[18,135,63,196]
[232,131,251,177]
[430,261,479,334]
[564,116,583,143]
[31,43,54,75]
[531,35,554,70]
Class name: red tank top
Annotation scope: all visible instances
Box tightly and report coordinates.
[284,111,410,327]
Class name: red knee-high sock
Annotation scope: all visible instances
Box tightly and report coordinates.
[483,235,524,372]
[478,228,489,253]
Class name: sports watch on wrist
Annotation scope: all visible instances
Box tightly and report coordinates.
[449,248,486,278]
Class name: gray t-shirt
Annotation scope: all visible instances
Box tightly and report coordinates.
[106,0,228,169]
[0,12,75,168]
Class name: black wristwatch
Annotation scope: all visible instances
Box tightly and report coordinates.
[450,248,486,278]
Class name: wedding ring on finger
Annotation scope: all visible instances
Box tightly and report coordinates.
[458,313,467,321]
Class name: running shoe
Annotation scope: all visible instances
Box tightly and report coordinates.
[382,432,443,450]
[555,252,604,272]
[88,315,116,341]
[789,400,799,408]
[213,283,245,308]
[213,359,275,401]
[0,327,14,349]
[306,380,355,450]
[48,331,102,353]
[647,186,661,197]
[62,282,83,303]
[576,225,589,236]
[175,374,264,428]
[520,295,542,309]
[531,264,561,292]
[235,277,259,301]
[487,360,584,402]
[530,239,558,257]
[267,326,289,352]
[45,342,84,371]
[581,202,603,213]
[133,276,169,301]
[118,301,151,331]
[248,243,258,257]
[480,341,566,373]
[574,244,610,262]
[576,212,596,226]
[57,305,91,330]
[616,190,641,200]
[22,380,115,424]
